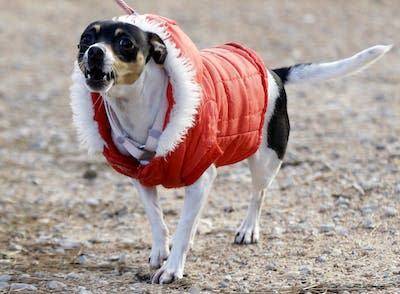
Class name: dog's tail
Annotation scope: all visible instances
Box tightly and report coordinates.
[273,45,392,84]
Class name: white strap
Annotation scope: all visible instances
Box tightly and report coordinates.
[103,96,167,163]
[144,98,167,152]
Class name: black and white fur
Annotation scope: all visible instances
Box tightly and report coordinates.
[70,16,391,284]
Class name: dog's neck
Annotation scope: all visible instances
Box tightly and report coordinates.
[105,60,168,145]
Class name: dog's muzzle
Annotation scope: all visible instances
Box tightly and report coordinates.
[83,45,115,92]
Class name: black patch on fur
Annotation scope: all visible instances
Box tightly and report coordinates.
[78,21,150,64]
[272,67,291,84]
[267,71,290,159]
[273,63,311,84]
[147,33,167,64]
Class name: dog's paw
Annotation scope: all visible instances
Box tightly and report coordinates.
[149,243,170,269]
[234,220,259,244]
[151,260,183,284]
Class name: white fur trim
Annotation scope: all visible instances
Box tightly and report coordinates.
[115,14,201,157]
[70,63,105,155]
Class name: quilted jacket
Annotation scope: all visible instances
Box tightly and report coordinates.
[90,14,269,188]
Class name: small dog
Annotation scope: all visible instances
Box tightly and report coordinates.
[70,13,391,284]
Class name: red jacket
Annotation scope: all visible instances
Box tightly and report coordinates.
[91,15,268,188]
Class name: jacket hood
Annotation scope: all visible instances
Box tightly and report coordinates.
[70,13,202,157]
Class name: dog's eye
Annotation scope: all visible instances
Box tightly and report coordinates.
[119,38,133,50]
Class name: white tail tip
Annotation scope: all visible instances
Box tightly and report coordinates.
[284,44,393,84]
[361,44,393,61]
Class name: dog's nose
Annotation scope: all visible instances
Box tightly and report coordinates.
[88,46,105,59]
[87,46,105,69]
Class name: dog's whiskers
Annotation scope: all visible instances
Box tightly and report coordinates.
[111,65,118,83]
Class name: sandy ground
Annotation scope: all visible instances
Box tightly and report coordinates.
[0,0,399,293]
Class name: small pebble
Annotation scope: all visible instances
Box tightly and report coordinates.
[335,197,350,207]
[108,254,126,262]
[189,286,201,294]
[10,283,38,291]
[320,224,335,233]
[86,198,100,206]
[218,275,232,288]
[300,267,313,275]
[219,280,229,288]
[289,223,306,233]
[266,263,277,271]
[34,271,46,278]
[361,178,380,191]
[223,205,235,213]
[55,247,65,254]
[272,226,286,235]
[197,219,213,234]
[83,169,97,180]
[361,205,377,216]
[79,286,92,294]
[352,182,366,195]
[223,275,232,282]
[316,254,328,263]
[287,271,299,279]
[318,204,331,213]
[58,239,81,250]
[110,269,119,276]
[78,254,89,264]
[0,274,11,282]
[66,272,80,279]
[130,283,141,291]
[336,226,349,237]
[383,206,397,218]
[98,279,109,286]
[0,282,9,290]
[8,243,23,251]
[48,280,67,291]
[395,181,400,193]
[362,219,376,230]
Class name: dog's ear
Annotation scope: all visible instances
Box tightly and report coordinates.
[147,33,167,64]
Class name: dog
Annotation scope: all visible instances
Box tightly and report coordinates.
[70,13,391,284]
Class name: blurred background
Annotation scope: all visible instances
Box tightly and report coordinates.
[0,0,399,293]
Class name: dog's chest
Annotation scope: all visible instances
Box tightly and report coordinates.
[108,95,155,144]
[107,72,168,145]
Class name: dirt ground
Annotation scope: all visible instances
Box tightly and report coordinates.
[0,0,399,293]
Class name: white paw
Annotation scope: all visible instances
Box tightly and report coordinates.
[149,242,170,269]
[151,260,183,284]
[234,220,259,244]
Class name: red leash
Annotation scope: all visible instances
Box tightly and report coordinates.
[114,0,135,14]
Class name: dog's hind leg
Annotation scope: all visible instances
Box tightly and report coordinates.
[132,180,170,269]
[234,147,282,244]
[235,71,289,244]
[152,165,217,284]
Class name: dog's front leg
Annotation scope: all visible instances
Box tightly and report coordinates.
[152,165,217,284]
[132,180,170,269]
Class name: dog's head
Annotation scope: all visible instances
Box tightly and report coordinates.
[77,20,167,92]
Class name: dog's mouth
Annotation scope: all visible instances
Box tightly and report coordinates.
[83,67,115,92]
